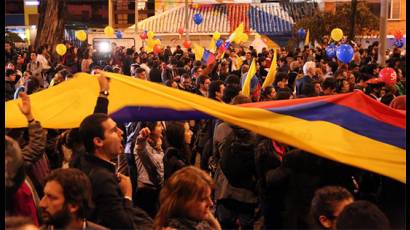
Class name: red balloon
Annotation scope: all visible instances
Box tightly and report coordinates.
[177,27,185,35]
[139,33,147,40]
[379,67,397,86]
[183,40,191,48]
[153,44,161,54]
[394,30,403,40]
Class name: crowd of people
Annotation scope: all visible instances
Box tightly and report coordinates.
[5,37,406,230]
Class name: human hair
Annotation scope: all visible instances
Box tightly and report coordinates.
[321,77,336,91]
[44,168,94,219]
[231,94,252,105]
[208,80,224,100]
[289,61,299,71]
[310,186,354,229]
[273,71,289,86]
[165,121,186,150]
[301,82,317,97]
[5,136,25,191]
[181,73,191,80]
[303,61,316,75]
[276,90,292,100]
[193,60,202,67]
[261,86,275,100]
[196,74,209,87]
[79,113,110,154]
[6,69,16,77]
[222,85,241,103]
[192,66,202,74]
[153,166,214,229]
[139,121,160,139]
[225,74,240,86]
[335,200,390,229]
[135,67,146,75]
[335,79,348,93]
[164,79,175,87]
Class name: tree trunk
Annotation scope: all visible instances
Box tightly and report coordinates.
[349,0,358,41]
[34,0,66,50]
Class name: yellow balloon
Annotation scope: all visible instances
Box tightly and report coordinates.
[147,39,155,48]
[147,31,155,39]
[75,30,87,41]
[104,26,114,36]
[331,28,344,42]
[154,39,161,45]
[213,31,220,40]
[146,46,153,53]
[56,44,67,56]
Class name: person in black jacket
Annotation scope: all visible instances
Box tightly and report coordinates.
[77,113,152,229]
[5,69,17,101]
[74,71,152,229]
[148,58,162,83]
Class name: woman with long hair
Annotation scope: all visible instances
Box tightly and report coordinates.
[154,166,221,230]
[163,121,193,181]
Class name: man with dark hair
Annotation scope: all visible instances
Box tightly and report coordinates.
[178,73,194,92]
[173,45,183,57]
[148,58,162,83]
[222,74,241,103]
[39,168,107,230]
[77,113,152,229]
[278,57,289,73]
[321,77,337,96]
[134,67,147,80]
[193,75,211,97]
[5,41,17,64]
[310,186,354,229]
[208,80,225,102]
[335,200,390,229]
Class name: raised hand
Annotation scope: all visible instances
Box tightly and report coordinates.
[94,69,110,92]
[137,127,151,142]
[17,92,34,121]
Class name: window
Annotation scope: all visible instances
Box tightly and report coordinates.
[388,0,400,19]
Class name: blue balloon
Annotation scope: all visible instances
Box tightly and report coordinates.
[216,39,224,48]
[297,28,306,38]
[115,31,122,38]
[336,44,354,64]
[326,43,337,58]
[193,13,203,25]
[394,39,404,48]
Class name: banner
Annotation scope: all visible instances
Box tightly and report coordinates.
[5,72,406,183]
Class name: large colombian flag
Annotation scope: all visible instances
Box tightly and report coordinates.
[5,72,406,183]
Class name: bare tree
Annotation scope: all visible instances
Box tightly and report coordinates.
[34,0,66,50]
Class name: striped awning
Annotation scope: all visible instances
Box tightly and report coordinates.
[127,2,317,35]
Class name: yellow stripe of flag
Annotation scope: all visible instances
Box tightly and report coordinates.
[262,48,277,88]
[209,38,216,53]
[193,43,204,61]
[242,58,257,97]
[305,29,310,46]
